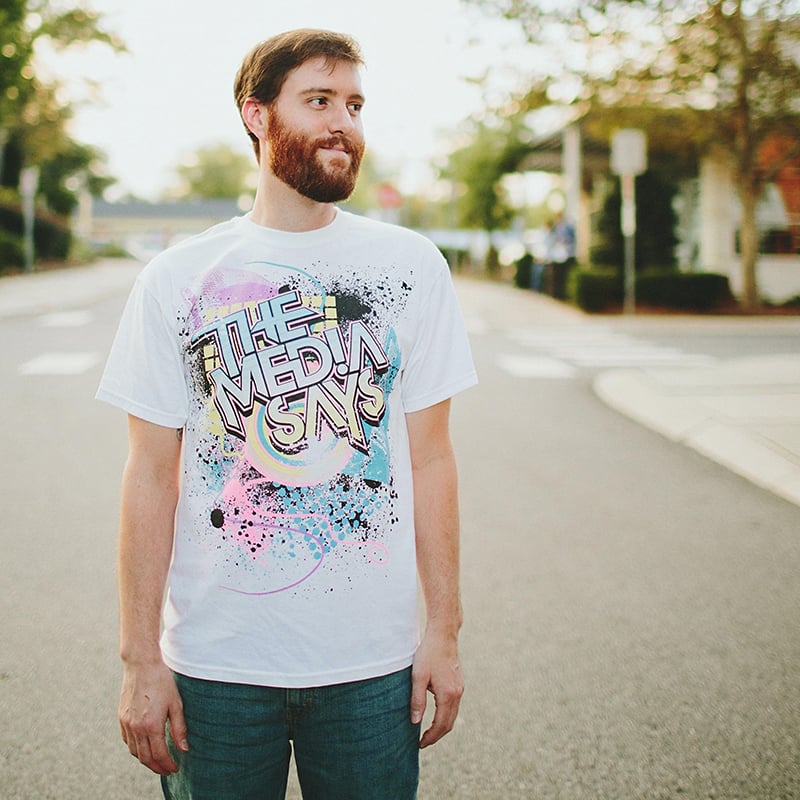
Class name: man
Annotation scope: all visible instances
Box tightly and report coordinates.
[97,28,477,800]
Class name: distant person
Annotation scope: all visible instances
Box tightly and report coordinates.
[546,213,576,299]
[97,28,477,800]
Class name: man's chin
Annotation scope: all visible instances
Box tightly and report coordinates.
[297,180,357,204]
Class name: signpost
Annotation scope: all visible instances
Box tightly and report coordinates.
[20,166,39,273]
[610,129,647,314]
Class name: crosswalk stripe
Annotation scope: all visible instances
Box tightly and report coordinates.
[497,354,578,379]
[506,325,715,369]
[19,352,100,376]
[38,310,93,328]
[480,321,717,376]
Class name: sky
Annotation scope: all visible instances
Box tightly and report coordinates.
[39,0,536,201]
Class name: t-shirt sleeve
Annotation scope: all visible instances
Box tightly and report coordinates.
[401,257,478,413]
[95,275,189,428]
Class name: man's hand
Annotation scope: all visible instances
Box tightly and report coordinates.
[410,628,464,748]
[119,660,188,776]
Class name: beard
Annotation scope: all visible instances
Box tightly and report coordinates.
[266,107,364,203]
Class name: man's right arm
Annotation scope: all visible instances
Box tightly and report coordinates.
[117,415,188,776]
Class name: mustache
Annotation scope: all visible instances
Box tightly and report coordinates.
[316,135,360,155]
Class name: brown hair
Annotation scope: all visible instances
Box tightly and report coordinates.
[234,29,365,159]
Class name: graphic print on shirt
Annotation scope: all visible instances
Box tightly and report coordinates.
[181,260,410,596]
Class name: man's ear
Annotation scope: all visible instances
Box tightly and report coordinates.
[242,98,267,140]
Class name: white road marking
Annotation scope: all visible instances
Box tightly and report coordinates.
[38,310,93,328]
[508,325,716,369]
[497,354,578,379]
[19,352,100,376]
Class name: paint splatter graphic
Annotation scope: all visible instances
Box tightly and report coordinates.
[177,259,410,595]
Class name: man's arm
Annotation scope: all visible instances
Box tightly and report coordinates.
[406,399,465,748]
[117,415,188,776]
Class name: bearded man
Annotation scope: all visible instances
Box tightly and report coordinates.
[97,28,477,800]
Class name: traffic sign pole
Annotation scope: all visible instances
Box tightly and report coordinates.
[611,129,647,314]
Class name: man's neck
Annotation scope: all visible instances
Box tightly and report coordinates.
[248,170,336,232]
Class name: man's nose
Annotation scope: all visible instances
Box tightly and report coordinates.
[328,102,356,134]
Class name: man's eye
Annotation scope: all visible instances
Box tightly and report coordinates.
[348,103,362,114]
[310,97,327,107]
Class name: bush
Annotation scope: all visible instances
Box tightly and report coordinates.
[636,271,733,311]
[0,230,25,272]
[514,253,534,288]
[0,202,72,262]
[571,268,623,311]
[571,268,733,312]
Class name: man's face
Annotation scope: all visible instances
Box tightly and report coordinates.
[266,57,366,203]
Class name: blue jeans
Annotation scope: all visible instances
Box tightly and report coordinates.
[161,667,420,800]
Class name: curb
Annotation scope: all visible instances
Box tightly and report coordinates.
[594,367,800,508]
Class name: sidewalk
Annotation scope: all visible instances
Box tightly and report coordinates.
[3,262,799,508]
[595,356,800,508]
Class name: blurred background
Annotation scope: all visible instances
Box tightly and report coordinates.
[2,4,800,799]
[1,0,799,313]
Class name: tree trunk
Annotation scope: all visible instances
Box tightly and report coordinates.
[737,178,760,312]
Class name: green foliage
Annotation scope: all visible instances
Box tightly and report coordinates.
[591,170,679,270]
[440,116,532,233]
[0,229,25,272]
[0,0,123,255]
[0,202,71,261]
[571,267,733,311]
[571,268,623,311]
[168,144,256,200]
[636,271,733,310]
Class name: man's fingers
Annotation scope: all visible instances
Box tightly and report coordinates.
[118,663,184,775]
[418,681,463,748]
[409,669,428,725]
[133,731,178,776]
[167,696,190,753]
[121,719,179,776]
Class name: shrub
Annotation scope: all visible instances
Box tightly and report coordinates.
[571,268,733,312]
[0,202,72,262]
[636,271,733,310]
[571,268,623,311]
[514,253,534,288]
[0,230,25,272]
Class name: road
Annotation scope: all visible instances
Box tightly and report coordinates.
[1,270,798,799]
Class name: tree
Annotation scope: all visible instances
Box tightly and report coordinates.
[166,144,256,200]
[440,114,532,274]
[465,0,800,310]
[0,1,123,218]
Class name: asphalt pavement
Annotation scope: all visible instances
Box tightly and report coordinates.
[2,258,799,509]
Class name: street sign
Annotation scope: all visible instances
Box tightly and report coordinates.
[610,130,647,314]
[611,129,647,176]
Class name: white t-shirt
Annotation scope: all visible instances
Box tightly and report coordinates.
[97,210,477,688]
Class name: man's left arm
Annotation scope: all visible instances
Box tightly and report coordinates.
[407,398,464,748]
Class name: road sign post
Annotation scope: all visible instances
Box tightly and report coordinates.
[611,129,647,314]
[20,166,39,273]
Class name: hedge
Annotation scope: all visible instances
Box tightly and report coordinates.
[0,202,72,263]
[571,268,622,311]
[572,269,733,312]
[0,230,25,270]
[636,271,733,310]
